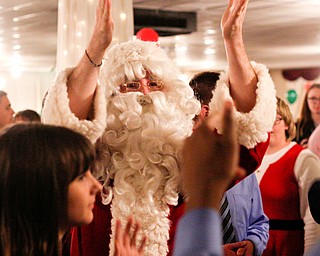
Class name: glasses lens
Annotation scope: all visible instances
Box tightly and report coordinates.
[308,97,320,102]
[148,80,163,91]
[126,82,141,90]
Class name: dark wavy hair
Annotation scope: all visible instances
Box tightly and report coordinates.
[295,83,320,143]
[189,71,220,106]
[0,123,94,256]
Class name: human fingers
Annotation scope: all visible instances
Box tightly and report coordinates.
[220,100,236,142]
[114,219,123,255]
[130,221,140,247]
[224,241,247,250]
[138,236,147,254]
[124,217,133,242]
[236,247,245,256]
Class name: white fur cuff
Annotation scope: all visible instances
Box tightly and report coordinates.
[42,67,107,143]
[209,61,277,149]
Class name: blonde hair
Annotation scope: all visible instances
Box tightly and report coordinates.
[277,97,296,141]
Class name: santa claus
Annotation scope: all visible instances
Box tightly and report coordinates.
[42,0,276,255]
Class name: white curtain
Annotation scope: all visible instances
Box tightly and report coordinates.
[3,71,55,114]
[56,0,134,71]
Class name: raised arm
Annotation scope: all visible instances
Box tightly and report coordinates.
[221,0,257,113]
[68,0,114,119]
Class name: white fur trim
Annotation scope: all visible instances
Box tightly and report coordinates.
[209,61,277,149]
[42,67,107,143]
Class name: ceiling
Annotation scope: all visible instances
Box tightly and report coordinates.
[1,0,320,74]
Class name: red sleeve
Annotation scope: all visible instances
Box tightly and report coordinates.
[167,195,185,256]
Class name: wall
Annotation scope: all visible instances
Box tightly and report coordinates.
[270,69,320,120]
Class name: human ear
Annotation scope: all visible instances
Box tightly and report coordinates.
[200,105,210,119]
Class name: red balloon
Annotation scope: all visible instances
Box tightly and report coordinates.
[136,28,159,42]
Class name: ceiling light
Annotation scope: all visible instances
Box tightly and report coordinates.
[13,45,21,50]
[204,48,216,55]
[120,12,126,21]
[204,38,214,45]
[206,29,216,35]
[175,44,187,52]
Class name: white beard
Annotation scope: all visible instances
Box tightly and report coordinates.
[93,91,198,256]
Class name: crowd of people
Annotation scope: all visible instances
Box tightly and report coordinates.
[1,0,320,255]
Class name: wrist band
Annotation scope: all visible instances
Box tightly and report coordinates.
[85,49,102,67]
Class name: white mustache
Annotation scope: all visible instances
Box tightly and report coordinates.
[137,94,153,105]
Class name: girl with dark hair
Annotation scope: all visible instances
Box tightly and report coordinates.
[295,83,320,147]
[0,123,145,256]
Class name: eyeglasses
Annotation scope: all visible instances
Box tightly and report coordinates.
[119,80,164,93]
[307,97,320,103]
[274,117,283,125]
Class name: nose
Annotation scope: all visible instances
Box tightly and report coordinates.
[139,78,150,95]
[88,171,102,194]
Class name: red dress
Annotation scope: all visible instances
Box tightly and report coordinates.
[260,144,304,256]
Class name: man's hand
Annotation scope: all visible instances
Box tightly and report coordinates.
[223,241,247,256]
[68,0,114,120]
[182,101,243,211]
[220,0,257,113]
[89,0,114,54]
[221,0,248,41]
[223,240,255,256]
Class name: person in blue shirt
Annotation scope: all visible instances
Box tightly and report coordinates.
[190,72,269,256]
[174,100,242,256]
[225,174,269,255]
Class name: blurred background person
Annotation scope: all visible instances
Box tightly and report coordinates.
[14,109,41,123]
[0,90,14,130]
[308,124,320,158]
[295,83,320,147]
[307,126,320,227]
[255,97,320,255]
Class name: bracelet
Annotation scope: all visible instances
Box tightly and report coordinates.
[85,49,103,67]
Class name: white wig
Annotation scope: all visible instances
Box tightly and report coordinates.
[99,39,194,100]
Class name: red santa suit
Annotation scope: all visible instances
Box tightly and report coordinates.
[42,40,276,256]
[256,142,320,255]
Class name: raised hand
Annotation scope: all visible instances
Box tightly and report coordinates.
[89,0,114,54]
[181,101,243,211]
[68,0,114,120]
[114,217,147,256]
[221,0,249,41]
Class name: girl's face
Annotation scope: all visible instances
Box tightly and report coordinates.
[307,87,320,115]
[270,114,288,146]
[67,170,102,226]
